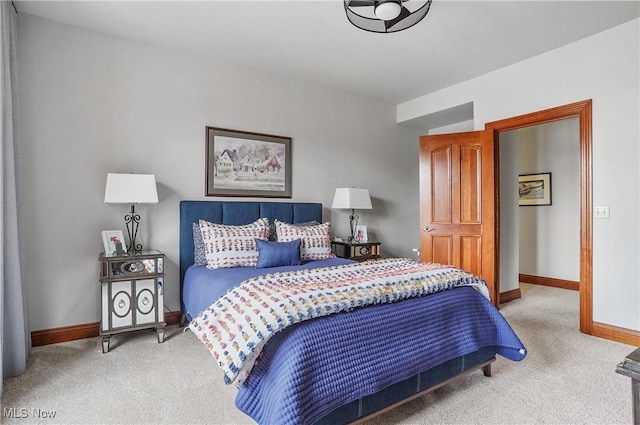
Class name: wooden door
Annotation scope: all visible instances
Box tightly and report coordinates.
[419,130,497,305]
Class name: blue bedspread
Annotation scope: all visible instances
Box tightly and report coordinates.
[184,260,526,425]
[234,286,526,425]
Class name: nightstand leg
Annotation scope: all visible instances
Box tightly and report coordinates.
[157,326,165,343]
[101,336,110,353]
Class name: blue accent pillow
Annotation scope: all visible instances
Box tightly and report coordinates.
[255,238,302,268]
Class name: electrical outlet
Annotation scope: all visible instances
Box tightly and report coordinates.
[594,205,610,219]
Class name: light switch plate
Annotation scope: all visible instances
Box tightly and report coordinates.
[594,205,610,219]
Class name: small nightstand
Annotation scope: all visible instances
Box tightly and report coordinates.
[616,347,640,424]
[331,241,381,261]
[98,249,166,353]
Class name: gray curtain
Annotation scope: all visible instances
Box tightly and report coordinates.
[1,0,29,397]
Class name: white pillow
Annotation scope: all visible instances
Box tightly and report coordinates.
[199,218,269,269]
[275,220,333,261]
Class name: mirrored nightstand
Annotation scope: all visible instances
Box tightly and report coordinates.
[98,250,165,353]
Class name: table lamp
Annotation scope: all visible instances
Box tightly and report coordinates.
[331,187,372,243]
[104,173,158,253]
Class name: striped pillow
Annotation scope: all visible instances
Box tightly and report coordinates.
[199,218,269,269]
[275,220,334,261]
[268,220,321,241]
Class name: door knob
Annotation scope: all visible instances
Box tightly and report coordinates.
[423,227,435,232]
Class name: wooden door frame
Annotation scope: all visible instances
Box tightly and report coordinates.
[485,100,593,335]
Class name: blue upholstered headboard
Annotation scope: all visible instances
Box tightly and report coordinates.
[179,200,323,308]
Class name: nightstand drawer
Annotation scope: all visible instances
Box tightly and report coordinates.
[100,256,163,280]
[332,241,381,261]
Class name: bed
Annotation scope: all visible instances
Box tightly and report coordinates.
[180,200,526,425]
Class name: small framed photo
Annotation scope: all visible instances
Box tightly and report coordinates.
[519,173,552,206]
[355,225,368,243]
[101,230,127,255]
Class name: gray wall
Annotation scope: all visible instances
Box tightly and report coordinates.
[518,119,580,282]
[17,14,422,331]
[499,133,520,293]
[499,118,581,293]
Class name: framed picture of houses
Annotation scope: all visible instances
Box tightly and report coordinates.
[205,126,292,198]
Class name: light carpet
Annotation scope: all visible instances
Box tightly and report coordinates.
[1,283,635,424]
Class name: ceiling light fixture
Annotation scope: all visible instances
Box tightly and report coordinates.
[344,0,432,33]
[374,1,402,21]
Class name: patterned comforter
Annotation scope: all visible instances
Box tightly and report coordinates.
[188,258,491,386]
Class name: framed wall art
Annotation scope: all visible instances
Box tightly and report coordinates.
[519,172,552,206]
[205,126,292,198]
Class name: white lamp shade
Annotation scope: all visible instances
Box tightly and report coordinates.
[104,173,159,204]
[331,188,372,210]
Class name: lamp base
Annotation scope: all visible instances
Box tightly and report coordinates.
[124,203,143,254]
[348,210,360,243]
